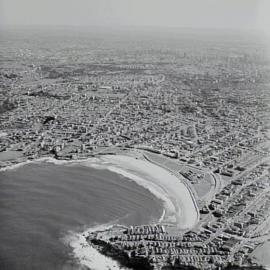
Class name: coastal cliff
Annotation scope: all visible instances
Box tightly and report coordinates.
[89,238,153,270]
[85,223,268,270]
[88,237,266,270]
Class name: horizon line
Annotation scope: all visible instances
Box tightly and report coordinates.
[0,23,265,33]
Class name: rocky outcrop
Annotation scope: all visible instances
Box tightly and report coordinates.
[90,238,153,270]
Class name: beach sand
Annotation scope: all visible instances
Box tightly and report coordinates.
[68,154,199,270]
[252,241,270,270]
[96,154,199,230]
[1,154,199,229]
[1,153,199,270]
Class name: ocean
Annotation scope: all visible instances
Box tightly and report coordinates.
[0,162,163,270]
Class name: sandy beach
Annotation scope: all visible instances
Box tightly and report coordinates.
[69,154,199,270]
[1,154,199,229]
[95,154,199,229]
[1,153,199,270]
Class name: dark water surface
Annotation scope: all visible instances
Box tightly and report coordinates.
[0,163,162,270]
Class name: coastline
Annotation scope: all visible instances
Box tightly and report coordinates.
[0,152,200,270]
[97,154,199,229]
[0,153,199,229]
[65,223,132,270]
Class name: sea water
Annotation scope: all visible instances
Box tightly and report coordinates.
[0,162,163,270]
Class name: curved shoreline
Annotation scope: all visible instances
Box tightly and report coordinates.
[65,223,132,270]
[0,153,200,269]
[143,153,200,227]
[96,154,199,229]
[0,153,199,229]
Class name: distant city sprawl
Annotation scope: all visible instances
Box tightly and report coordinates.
[0,29,270,270]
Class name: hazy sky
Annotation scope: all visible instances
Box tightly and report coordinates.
[1,0,270,33]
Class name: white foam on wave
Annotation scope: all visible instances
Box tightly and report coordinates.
[105,165,176,224]
[0,160,32,172]
[77,158,175,223]
[83,155,199,229]
[0,156,95,172]
[64,158,174,270]
[65,223,131,270]
[159,209,166,223]
[1,155,176,224]
[2,155,175,269]
[75,158,174,223]
[0,157,69,172]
